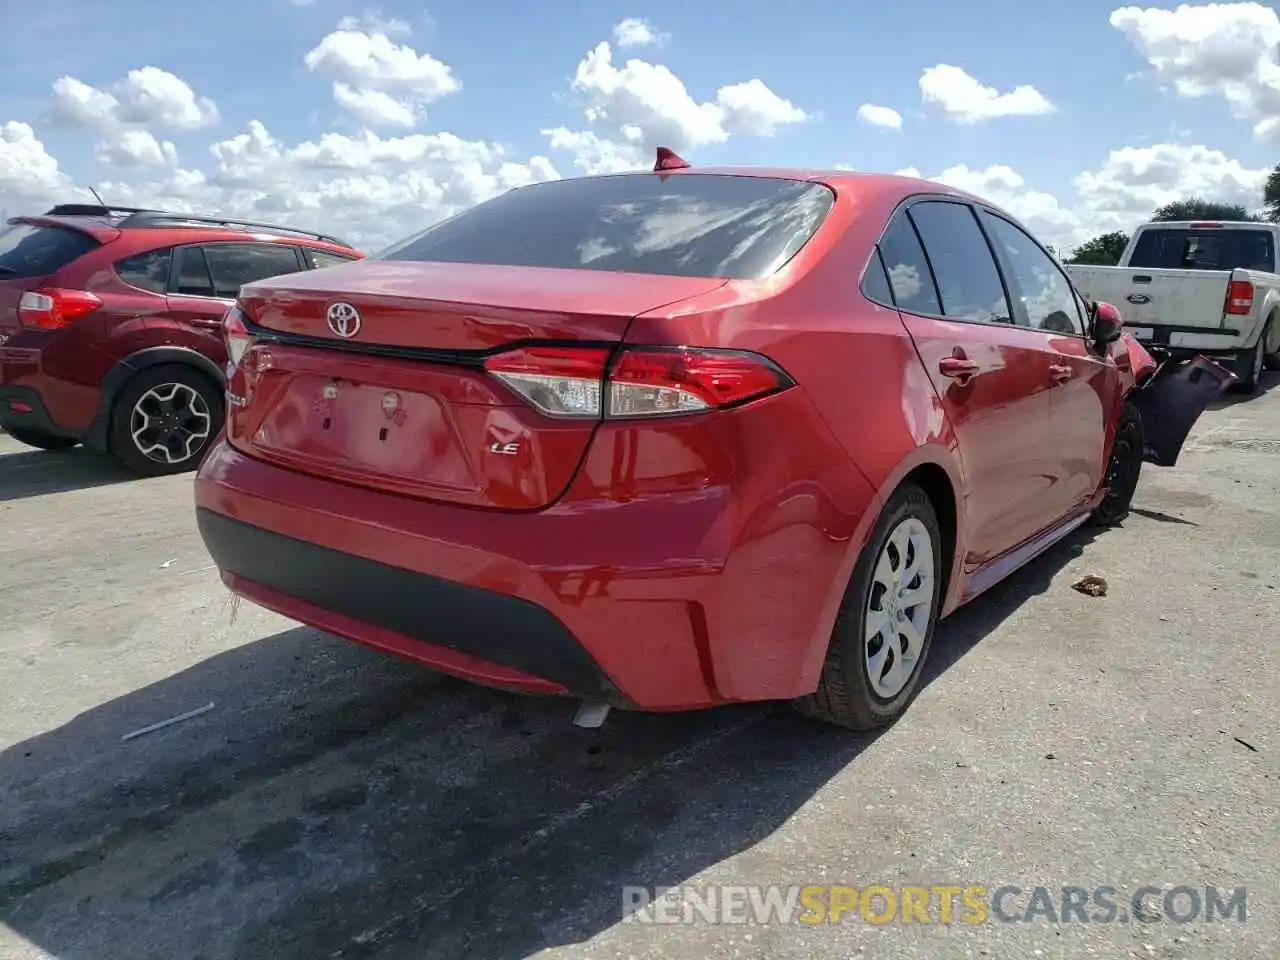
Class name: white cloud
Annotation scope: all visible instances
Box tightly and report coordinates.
[550,40,808,172]
[337,11,412,36]
[0,122,77,214]
[919,64,1055,123]
[613,18,667,48]
[304,23,460,128]
[857,103,903,130]
[1111,2,1280,140]
[1074,142,1268,230]
[95,130,180,169]
[49,67,219,131]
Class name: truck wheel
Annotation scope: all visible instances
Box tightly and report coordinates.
[793,481,943,730]
[1264,317,1280,371]
[1090,402,1143,527]
[1235,333,1266,394]
[107,363,224,477]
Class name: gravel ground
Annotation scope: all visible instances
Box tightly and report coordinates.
[1,377,1277,960]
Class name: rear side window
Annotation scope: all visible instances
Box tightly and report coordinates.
[376,174,836,280]
[1127,227,1275,272]
[0,223,100,279]
[908,201,1012,324]
[860,249,895,305]
[877,213,941,316]
[306,249,357,269]
[203,243,304,298]
[115,248,173,293]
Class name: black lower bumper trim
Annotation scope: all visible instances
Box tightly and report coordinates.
[195,507,613,697]
[0,386,76,437]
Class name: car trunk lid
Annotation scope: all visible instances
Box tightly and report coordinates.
[228,261,727,509]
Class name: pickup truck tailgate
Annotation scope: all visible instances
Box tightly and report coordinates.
[1068,266,1229,330]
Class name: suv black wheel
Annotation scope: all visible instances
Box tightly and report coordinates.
[108,363,224,476]
[1090,401,1143,526]
[5,427,79,452]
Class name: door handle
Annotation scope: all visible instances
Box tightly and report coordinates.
[1049,364,1074,383]
[938,356,979,379]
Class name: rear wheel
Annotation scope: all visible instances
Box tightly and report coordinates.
[4,426,78,452]
[108,364,224,476]
[1090,401,1143,527]
[1263,317,1280,371]
[1235,328,1267,393]
[793,482,943,730]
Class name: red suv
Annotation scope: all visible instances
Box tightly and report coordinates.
[0,205,362,474]
[194,156,1227,729]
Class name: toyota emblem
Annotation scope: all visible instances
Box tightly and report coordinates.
[326,301,361,338]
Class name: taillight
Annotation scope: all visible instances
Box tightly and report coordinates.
[1226,279,1254,316]
[483,345,792,419]
[223,305,254,375]
[18,289,101,329]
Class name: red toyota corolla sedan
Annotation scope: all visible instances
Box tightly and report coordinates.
[193,152,1227,729]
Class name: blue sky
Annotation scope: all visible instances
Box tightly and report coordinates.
[2,0,1278,250]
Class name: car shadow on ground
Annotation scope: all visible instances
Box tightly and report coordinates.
[0,446,137,503]
[0,526,1100,960]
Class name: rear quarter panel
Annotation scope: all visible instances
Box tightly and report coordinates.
[620,182,969,695]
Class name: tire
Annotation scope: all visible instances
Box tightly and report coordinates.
[1234,328,1267,394]
[1264,317,1280,371]
[5,426,78,452]
[1090,401,1143,527]
[793,481,944,730]
[107,363,224,477]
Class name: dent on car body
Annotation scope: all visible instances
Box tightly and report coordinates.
[1129,352,1236,467]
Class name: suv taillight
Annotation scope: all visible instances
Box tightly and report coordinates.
[1226,279,1254,316]
[223,306,254,376]
[18,289,101,329]
[483,345,793,419]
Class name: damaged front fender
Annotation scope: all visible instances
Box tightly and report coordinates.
[1128,352,1236,467]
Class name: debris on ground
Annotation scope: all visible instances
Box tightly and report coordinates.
[1072,574,1108,597]
[121,702,215,741]
[1234,737,1259,753]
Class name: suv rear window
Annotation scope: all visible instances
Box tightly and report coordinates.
[0,223,100,280]
[1127,228,1276,272]
[376,174,835,280]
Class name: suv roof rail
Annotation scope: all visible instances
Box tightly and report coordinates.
[45,203,159,217]
[116,210,351,248]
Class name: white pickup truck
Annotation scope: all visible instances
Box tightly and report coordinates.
[1065,220,1280,392]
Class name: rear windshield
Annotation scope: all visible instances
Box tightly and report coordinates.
[1127,227,1276,272]
[0,222,101,279]
[376,174,836,280]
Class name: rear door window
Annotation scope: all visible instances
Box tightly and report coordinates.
[876,213,941,315]
[202,243,305,298]
[377,173,835,280]
[0,223,100,279]
[1127,228,1275,272]
[115,248,173,294]
[908,201,1012,324]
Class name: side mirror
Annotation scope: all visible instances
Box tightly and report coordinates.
[1089,300,1124,345]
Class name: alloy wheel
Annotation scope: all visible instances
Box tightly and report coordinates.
[129,382,212,465]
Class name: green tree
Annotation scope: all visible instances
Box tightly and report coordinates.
[1066,231,1130,265]
[1263,164,1280,222]
[1149,198,1262,222]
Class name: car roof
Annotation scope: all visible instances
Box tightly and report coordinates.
[10,206,359,254]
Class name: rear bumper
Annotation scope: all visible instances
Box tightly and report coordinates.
[0,386,77,437]
[197,506,621,701]
[194,406,874,710]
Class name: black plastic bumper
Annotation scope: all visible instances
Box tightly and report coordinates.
[195,507,618,699]
[0,387,77,438]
